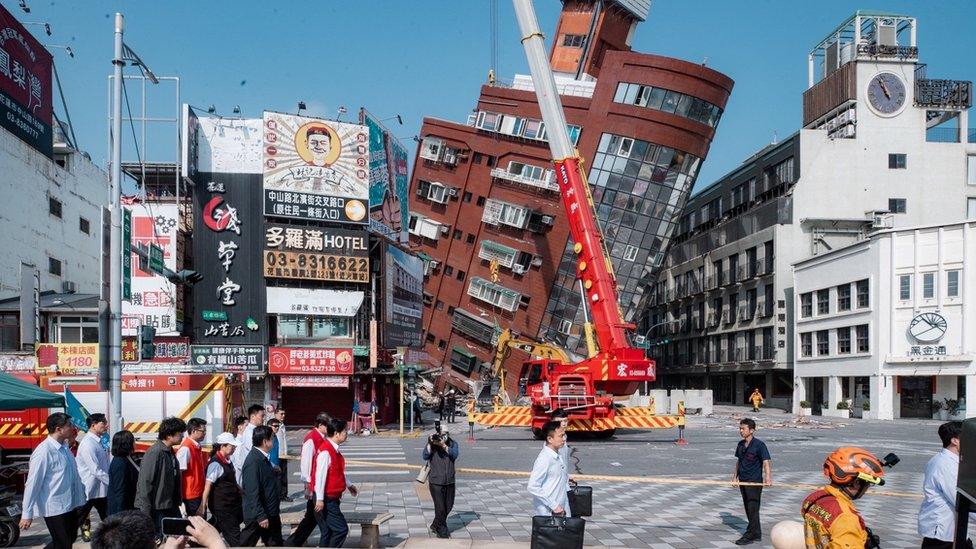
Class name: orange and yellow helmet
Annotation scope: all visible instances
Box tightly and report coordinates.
[823,447,886,486]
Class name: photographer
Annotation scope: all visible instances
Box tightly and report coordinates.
[422,422,459,539]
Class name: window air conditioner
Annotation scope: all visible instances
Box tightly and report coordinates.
[512,264,527,275]
[541,215,554,225]
[530,256,543,267]
[448,187,458,197]
[429,261,440,270]
[439,225,450,235]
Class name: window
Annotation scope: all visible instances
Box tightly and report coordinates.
[486,155,496,167]
[624,245,638,262]
[48,257,62,277]
[968,155,976,185]
[435,300,444,311]
[948,270,960,298]
[969,198,976,219]
[837,327,851,354]
[438,339,446,351]
[407,213,442,240]
[452,229,462,240]
[449,347,478,374]
[889,198,907,214]
[562,34,585,47]
[49,196,62,218]
[856,325,869,353]
[816,289,829,315]
[0,314,17,351]
[277,315,353,341]
[816,330,829,356]
[444,266,454,276]
[54,316,99,343]
[457,270,466,281]
[856,279,869,308]
[476,196,486,207]
[923,272,935,299]
[473,153,483,165]
[463,191,472,203]
[425,333,435,343]
[426,182,448,204]
[888,153,907,169]
[800,292,812,318]
[466,234,476,244]
[482,198,529,229]
[79,217,90,235]
[837,284,851,311]
[467,277,521,311]
[899,274,912,300]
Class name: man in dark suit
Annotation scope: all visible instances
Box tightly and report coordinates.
[240,425,282,546]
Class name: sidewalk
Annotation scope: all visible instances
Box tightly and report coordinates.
[394,540,615,548]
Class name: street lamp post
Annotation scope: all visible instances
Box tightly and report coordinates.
[107,13,124,434]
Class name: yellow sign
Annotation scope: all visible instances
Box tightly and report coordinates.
[264,251,368,282]
[35,343,99,375]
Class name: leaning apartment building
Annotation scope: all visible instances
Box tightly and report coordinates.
[406,0,733,393]
[647,11,975,409]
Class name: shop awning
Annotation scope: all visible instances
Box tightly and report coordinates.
[417,252,433,262]
[451,347,476,359]
[0,372,64,409]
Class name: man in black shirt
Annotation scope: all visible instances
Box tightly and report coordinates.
[731,418,771,545]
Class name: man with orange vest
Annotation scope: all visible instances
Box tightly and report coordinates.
[284,412,331,547]
[314,417,359,547]
[176,417,208,517]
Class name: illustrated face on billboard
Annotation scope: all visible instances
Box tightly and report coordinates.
[300,124,339,167]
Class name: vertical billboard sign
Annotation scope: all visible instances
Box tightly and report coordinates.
[382,243,424,348]
[387,135,410,243]
[0,4,53,157]
[185,106,265,345]
[262,111,369,224]
[360,109,409,242]
[121,202,179,336]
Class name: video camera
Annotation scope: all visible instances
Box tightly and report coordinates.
[430,420,449,444]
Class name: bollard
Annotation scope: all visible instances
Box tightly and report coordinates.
[467,420,476,443]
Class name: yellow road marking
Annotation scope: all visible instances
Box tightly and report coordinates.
[343,459,921,499]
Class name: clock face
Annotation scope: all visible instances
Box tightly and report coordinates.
[867,73,907,116]
[908,312,948,343]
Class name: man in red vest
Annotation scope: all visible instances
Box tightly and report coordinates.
[314,417,358,547]
[176,417,208,517]
[285,412,331,547]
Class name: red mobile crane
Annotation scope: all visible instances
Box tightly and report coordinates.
[466,0,681,438]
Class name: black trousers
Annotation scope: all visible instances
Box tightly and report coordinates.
[429,483,456,534]
[184,497,203,517]
[285,498,318,546]
[319,498,348,548]
[211,505,242,547]
[43,509,79,549]
[278,459,289,498]
[920,538,955,549]
[76,496,107,525]
[739,486,762,538]
[240,514,283,547]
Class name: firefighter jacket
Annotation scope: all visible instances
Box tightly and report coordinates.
[801,484,868,548]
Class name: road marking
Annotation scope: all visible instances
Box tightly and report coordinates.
[342,459,922,499]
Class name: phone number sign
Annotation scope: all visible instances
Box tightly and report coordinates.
[264,252,368,282]
[268,347,354,375]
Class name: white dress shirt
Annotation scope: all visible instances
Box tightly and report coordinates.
[76,431,110,500]
[277,422,288,455]
[300,433,323,483]
[314,439,352,502]
[918,448,961,541]
[176,437,200,471]
[527,446,571,516]
[233,423,257,485]
[22,436,86,520]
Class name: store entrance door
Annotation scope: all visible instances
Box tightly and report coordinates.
[899,377,933,418]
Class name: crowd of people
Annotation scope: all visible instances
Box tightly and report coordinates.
[19,405,358,548]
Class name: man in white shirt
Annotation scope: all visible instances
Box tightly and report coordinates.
[527,421,571,517]
[19,412,87,549]
[273,407,291,501]
[233,404,265,485]
[285,412,330,547]
[919,421,964,548]
[314,418,358,548]
[75,413,110,541]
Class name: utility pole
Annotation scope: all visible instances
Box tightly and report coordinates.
[107,13,124,433]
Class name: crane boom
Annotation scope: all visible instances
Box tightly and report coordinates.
[511,0,632,357]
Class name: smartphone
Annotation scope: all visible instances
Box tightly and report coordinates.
[161,517,191,537]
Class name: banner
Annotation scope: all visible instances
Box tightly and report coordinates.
[122,202,179,335]
[186,111,266,345]
[383,244,424,348]
[266,287,364,317]
[0,4,53,157]
[263,222,368,282]
[36,343,99,375]
[190,345,264,374]
[388,132,411,242]
[262,111,369,224]
[360,109,409,243]
[268,347,354,375]
[280,375,349,388]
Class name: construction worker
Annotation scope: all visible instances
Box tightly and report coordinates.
[749,388,764,412]
[801,447,885,548]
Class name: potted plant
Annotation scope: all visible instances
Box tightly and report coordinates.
[799,400,812,416]
[944,398,963,420]
[834,400,851,418]
[861,400,875,420]
[932,399,946,420]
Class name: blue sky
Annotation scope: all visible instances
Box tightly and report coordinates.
[16,0,976,191]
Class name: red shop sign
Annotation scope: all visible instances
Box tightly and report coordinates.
[268,347,354,375]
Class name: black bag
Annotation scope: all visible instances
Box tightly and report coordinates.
[530,515,585,549]
[567,485,592,517]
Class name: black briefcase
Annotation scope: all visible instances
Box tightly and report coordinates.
[567,485,592,517]
[530,515,585,549]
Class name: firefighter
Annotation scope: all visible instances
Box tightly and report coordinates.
[801,447,885,548]
[749,388,764,412]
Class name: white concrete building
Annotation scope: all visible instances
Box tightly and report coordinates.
[0,125,107,303]
[794,221,976,420]
[646,11,975,408]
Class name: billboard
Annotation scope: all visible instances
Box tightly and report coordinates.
[182,105,263,179]
[190,345,264,374]
[122,202,179,335]
[185,108,266,345]
[36,344,98,375]
[0,4,52,157]
[263,223,368,283]
[262,111,369,224]
[383,243,424,348]
[268,347,354,375]
[361,109,409,243]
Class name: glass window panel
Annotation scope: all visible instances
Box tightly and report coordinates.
[648,88,667,110]
[661,91,680,113]
[899,275,912,300]
[599,133,612,152]
[82,327,99,343]
[631,140,649,160]
[60,327,81,343]
[623,84,639,105]
[674,94,692,117]
[948,270,960,297]
[612,156,628,174]
[624,159,641,178]
[633,179,650,196]
[656,147,675,169]
[618,177,636,194]
[923,272,935,298]
[613,82,628,103]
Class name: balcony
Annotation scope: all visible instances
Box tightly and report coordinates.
[490,167,559,192]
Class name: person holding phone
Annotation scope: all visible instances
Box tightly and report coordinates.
[198,433,241,546]
[240,425,282,546]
